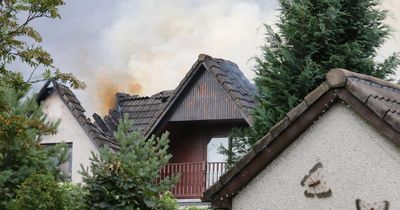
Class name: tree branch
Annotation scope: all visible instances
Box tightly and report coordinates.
[26,66,38,83]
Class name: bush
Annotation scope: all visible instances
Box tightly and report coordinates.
[12,172,66,210]
[61,182,86,210]
[157,191,179,210]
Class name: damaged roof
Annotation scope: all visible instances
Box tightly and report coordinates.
[93,90,173,136]
[38,81,119,150]
[95,54,257,138]
[203,69,400,209]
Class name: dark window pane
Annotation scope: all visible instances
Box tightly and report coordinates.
[41,143,73,179]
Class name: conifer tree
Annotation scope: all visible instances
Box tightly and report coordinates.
[0,87,68,209]
[81,117,179,210]
[227,0,400,163]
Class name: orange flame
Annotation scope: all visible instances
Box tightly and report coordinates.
[97,74,142,115]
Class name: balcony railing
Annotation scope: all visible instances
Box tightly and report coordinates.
[160,161,227,199]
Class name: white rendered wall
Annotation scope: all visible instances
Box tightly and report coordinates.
[40,91,99,183]
[232,103,400,210]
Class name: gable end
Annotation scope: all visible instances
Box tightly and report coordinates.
[204,69,400,209]
[168,67,243,122]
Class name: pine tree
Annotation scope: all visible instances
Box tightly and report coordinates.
[0,87,69,209]
[228,0,400,163]
[81,117,179,210]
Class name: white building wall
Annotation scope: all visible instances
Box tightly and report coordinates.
[232,103,400,210]
[41,91,99,183]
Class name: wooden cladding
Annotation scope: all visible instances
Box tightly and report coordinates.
[168,68,243,122]
[160,161,227,199]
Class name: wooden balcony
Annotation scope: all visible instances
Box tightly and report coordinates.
[160,161,227,199]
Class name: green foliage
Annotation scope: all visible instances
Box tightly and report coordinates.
[81,116,179,209]
[0,0,85,91]
[219,128,253,165]
[0,87,69,209]
[227,0,400,164]
[10,172,85,210]
[11,172,66,210]
[157,191,179,210]
[60,182,87,210]
[0,1,85,209]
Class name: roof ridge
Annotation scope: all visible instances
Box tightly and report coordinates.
[326,68,400,90]
[119,95,150,102]
[117,90,174,102]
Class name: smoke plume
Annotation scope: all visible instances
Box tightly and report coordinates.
[96,73,142,115]
[86,0,279,114]
[36,0,400,116]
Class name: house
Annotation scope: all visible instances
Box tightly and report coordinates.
[37,80,118,183]
[93,54,257,200]
[203,69,400,209]
[37,54,257,200]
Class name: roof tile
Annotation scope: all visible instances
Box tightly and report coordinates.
[384,112,400,133]
[304,82,330,106]
[270,117,291,138]
[286,101,308,122]
[236,149,256,170]
[219,165,240,185]
[366,97,390,118]
[253,133,273,153]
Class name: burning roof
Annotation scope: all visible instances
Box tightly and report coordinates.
[93,54,257,138]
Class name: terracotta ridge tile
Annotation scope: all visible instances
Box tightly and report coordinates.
[327,68,400,90]
[304,82,330,106]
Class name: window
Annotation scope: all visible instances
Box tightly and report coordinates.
[207,137,229,163]
[42,143,73,180]
[206,137,229,188]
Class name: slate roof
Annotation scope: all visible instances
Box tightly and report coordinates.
[203,55,257,122]
[95,54,257,138]
[94,90,173,136]
[203,69,400,209]
[38,81,119,150]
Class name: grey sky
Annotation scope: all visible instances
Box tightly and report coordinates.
[30,0,400,116]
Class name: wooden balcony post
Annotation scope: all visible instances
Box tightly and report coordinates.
[202,161,206,193]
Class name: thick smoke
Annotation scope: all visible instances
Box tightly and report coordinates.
[70,0,278,114]
[36,0,399,115]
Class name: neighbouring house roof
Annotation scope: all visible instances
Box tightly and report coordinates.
[37,81,119,150]
[95,54,257,138]
[203,69,400,209]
